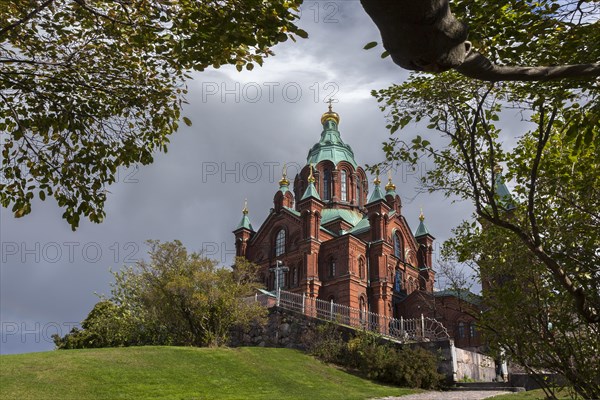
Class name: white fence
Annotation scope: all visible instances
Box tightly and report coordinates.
[248,289,450,343]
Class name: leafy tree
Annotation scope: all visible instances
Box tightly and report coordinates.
[1,0,305,229]
[445,222,600,400]
[371,71,599,397]
[361,0,600,81]
[54,241,266,348]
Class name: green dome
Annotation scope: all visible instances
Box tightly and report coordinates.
[306,120,358,168]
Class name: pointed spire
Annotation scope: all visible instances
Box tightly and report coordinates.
[279,163,290,191]
[415,208,431,237]
[493,164,516,210]
[301,164,321,201]
[385,170,396,193]
[235,199,254,231]
[367,169,385,204]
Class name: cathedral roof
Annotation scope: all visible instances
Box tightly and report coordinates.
[367,176,386,203]
[301,181,321,201]
[306,106,358,168]
[321,209,364,226]
[415,210,432,238]
[234,201,254,231]
[494,166,516,210]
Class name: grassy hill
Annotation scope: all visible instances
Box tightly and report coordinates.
[0,346,418,400]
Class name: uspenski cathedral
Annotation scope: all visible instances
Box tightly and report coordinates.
[233,105,437,322]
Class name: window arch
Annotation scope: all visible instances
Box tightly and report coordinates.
[358,257,365,280]
[458,322,466,339]
[394,269,403,292]
[341,170,347,201]
[359,296,366,324]
[329,258,336,277]
[393,232,403,260]
[469,322,477,338]
[323,168,331,200]
[275,229,285,256]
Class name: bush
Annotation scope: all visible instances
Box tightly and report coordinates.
[303,322,347,364]
[307,326,443,390]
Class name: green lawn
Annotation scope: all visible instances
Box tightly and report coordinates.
[490,388,571,399]
[0,346,418,400]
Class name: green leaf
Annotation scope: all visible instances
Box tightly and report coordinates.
[183,117,192,127]
[363,41,378,50]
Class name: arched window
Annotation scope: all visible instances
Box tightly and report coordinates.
[357,182,362,207]
[394,233,403,260]
[394,269,403,292]
[293,267,298,287]
[359,296,366,324]
[341,170,347,201]
[469,322,477,338]
[275,229,285,256]
[323,168,331,200]
[329,258,336,277]
[358,258,365,280]
[458,322,466,339]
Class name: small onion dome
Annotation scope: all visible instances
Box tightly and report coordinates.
[419,208,425,221]
[279,163,290,187]
[385,172,396,192]
[320,100,340,125]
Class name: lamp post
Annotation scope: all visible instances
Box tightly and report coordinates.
[269,260,289,292]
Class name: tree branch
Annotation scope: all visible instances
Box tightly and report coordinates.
[456,52,600,82]
[0,0,54,38]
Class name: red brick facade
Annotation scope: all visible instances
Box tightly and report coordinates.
[234,109,436,321]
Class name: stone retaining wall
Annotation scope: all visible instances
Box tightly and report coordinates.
[229,306,494,383]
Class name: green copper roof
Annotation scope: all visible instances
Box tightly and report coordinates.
[306,120,358,168]
[367,182,386,204]
[321,209,364,227]
[283,206,300,216]
[348,217,370,235]
[301,181,321,201]
[495,174,516,210]
[415,219,430,237]
[235,214,254,231]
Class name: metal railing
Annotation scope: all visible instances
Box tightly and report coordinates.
[248,288,450,343]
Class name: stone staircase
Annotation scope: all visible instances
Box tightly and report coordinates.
[451,382,526,393]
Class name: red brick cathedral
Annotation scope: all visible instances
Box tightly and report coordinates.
[233,106,435,320]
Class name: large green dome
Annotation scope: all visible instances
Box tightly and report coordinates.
[306,119,358,168]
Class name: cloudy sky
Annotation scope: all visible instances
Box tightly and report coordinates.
[1,1,480,354]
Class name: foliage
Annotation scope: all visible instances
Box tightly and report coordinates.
[1,346,418,400]
[306,324,443,390]
[0,0,305,229]
[446,222,600,400]
[362,0,600,81]
[372,68,599,398]
[52,300,145,349]
[53,241,266,348]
